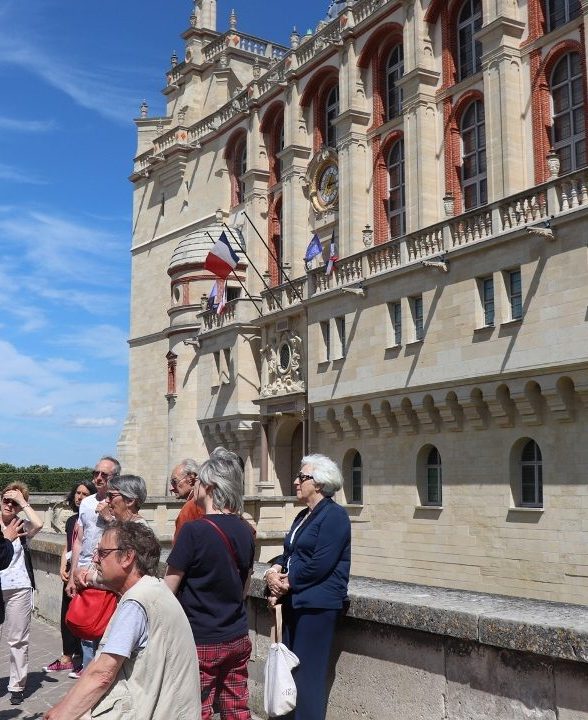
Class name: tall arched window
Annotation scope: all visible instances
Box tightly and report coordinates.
[325,85,339,148]
[351,451,362,504]
[425,447,442,506]
[521,440,543,506]
[268,198,283,286]
[551,53,586,174]
[457,0,482,81]
[387,139,406,239]
[545,0,581,32]
[461,100,487,209]
[236,140,247,205]
[386,45,404,120]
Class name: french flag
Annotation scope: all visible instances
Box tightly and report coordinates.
[204,231,239,280]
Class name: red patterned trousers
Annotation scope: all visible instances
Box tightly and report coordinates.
[197,634,252,720]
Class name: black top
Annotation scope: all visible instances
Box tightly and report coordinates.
[168,514,255,644]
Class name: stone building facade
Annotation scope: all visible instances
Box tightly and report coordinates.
[119,0,588,603]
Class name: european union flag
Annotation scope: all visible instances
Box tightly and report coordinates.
[304,233,322,265]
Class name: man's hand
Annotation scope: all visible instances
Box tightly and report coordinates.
[96,501,114,523]
[65,577,77,598]
[3,518,25,542]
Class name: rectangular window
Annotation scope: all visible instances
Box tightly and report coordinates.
[321,321,330,362]
[411,296,424,341]
[351,467,362,504]
[427,468,442,505]
[509,270,522,320]
[388,301,402,346]
[213,351,221,386]
[335,316,346,358]
[481,276,494,326]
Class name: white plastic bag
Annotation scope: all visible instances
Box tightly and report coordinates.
[263,641,299,717]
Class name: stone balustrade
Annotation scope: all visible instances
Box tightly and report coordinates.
[29,533,588,720]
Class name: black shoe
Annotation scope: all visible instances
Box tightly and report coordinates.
[10,691,24,705]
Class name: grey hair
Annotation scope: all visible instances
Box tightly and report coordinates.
[211,446,245,472]
[109,474,147,509]
[198,456,244,514]
[301,454,342,498]
[101,456,121,479]
[106,521,160,577]
[179,458,200,477]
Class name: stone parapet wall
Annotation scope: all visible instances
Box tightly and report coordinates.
[30,534,588,720]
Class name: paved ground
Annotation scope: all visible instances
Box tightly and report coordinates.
[0,616,73,718]
[0,616,264,719]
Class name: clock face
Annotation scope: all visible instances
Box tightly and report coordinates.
[317,163,339,208]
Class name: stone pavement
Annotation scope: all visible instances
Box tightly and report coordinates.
[0,616,72,718]
[0,616,264,719]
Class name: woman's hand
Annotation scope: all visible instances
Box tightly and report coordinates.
[2,517,25,542]
[266,571,290,598]
[96,501,114,522]
[3,488,26,507]
[60,567,70,583]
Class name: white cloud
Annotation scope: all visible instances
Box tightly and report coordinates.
[0,19,138,125]
[0,116,56,133]
[0,163,46,185]
[56,324,129,367]
[26,404,54,417]
[70,417,119,428]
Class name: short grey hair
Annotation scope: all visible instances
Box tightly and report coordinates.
[301,454,342,498]
[109,474,147,509]
[179,458,200,477]
[101,456,121,479]
[106,521,160,576]
[198,456,244,514]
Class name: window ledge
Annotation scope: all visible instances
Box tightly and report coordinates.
[385,343,402,350]
[415,505,443,511]
[500,318,523,328]
[406,339,424,349]
[473,324,494,334]
[508,506,544,513]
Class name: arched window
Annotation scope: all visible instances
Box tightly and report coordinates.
[551,53,586,175]
[521,440,543,506]
[387,139,406,239]
[325,85,339,148]
[545,0,580,32]
[268,197,283,286]
[425,447,442,505]
[457,0,482,81]
[350,451,362,504]
[235,140,247,205]
[386,45,404,120]
[461,100,487,209]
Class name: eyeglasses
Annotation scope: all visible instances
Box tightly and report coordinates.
[92,547,122,560]
[295,472,314,483]
[2,498,18,507]
[92,470,111,480]
[106,492,124,501]
[170,477,179,488]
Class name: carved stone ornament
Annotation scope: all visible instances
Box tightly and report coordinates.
[260,332,304,397]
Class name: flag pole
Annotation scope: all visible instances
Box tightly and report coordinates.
[220,225,284,311]
[205,232,274,315]
[238,213,304,303]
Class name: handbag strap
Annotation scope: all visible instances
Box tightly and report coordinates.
[271,603,283,644]
[200,517,239,571]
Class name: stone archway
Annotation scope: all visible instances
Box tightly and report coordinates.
[273,416,303,496]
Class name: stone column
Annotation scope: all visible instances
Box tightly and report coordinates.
[478,18,526,201]
[399,68,440,230]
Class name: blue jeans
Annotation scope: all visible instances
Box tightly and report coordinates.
[81,638,99,669]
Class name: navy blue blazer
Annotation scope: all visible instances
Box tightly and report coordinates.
[275,497,351,610]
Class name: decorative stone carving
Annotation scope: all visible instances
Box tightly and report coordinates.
[260,332,305,397]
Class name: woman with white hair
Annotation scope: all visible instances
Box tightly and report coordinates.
[165,455,255,720]
[264,454,351,720]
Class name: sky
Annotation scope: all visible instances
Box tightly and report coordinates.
[0,0,324,468]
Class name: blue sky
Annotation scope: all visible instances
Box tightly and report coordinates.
[0,0,323,468]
